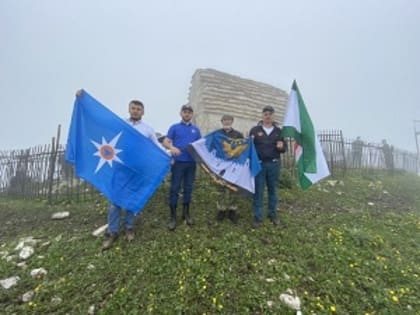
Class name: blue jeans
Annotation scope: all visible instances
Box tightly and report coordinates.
[253,161,280,222]
[169,162,196,207]
[107,203,136,234]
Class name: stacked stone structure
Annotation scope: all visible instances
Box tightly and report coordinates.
[188,68,288,135]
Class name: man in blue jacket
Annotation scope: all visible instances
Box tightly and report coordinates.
[163,104,202,230]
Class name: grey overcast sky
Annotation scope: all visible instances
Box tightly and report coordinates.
[1,0,419,151]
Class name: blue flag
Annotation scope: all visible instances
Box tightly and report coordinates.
[65,90,171,213]
[189,131,261,194]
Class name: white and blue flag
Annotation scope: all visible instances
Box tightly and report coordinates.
[189,131,261,194]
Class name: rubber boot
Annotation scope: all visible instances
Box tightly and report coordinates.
[168,206,176,231]
[182,203,193,226]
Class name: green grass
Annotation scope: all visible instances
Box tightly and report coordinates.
[0,172,419,314]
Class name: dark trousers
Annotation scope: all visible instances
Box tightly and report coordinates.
[169,161,196,207]
[253,161,280,222]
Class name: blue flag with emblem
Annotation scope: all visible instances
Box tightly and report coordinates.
[65,90,171,213]
[189,130,261,194]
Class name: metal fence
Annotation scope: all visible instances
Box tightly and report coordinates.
[0,130,418,200]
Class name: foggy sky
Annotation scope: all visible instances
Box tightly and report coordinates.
[1,0,419,152]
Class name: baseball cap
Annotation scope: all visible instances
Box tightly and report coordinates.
[262,105,275,113]
[221,114,234,121]
[181,104,193,112]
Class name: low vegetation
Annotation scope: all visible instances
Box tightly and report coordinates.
[0,171,419,314]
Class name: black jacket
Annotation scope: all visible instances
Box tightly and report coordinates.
[249,125,287,162]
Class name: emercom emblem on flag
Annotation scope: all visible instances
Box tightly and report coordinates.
[91,133,123,173]
[283,80,330,189]
[65,90,171,213]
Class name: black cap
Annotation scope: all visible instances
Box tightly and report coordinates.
[262,105,275,113]
[221,114,234,121]
[181,104,193,112]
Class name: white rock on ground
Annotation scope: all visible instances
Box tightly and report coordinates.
[19,246,34,260]
[327,180,338,187]
[51,211,70,219]
[92,224,108,237]
[88,305,95,314]
[30,268,47,278]
[51,296,62,304]
[40,241,51,248]
[279,289,301,314]
[0,276,20,289]
[16,262,27,268]
[15,236,39,250]
[22,290,35,302]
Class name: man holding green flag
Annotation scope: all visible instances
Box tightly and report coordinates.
[249,105,287,228]
[282,80,330,189]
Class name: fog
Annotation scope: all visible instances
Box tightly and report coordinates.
[1,0,419,152]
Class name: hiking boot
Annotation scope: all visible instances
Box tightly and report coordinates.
[252,220,261,229]
[271,217,280,226]
[216,210,226,221]
[228,210,239,224]
[184,216,194,226]
[168,218,176,231]
[269,216,281,226]
[125,229,135,242]
[102,233,118,250]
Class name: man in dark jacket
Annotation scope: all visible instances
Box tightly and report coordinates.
[249,105,287,228]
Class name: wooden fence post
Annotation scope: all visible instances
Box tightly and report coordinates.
[47,125,61,203]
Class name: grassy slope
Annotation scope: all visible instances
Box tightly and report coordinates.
[0,172,419,314]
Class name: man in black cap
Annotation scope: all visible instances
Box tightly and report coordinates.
[213,114,244,223]
[249,105,287,228]
[163,104,202,230]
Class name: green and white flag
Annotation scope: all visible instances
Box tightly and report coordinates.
[283,80,330,189]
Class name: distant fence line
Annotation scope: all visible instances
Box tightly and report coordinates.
[0,130,418,201]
